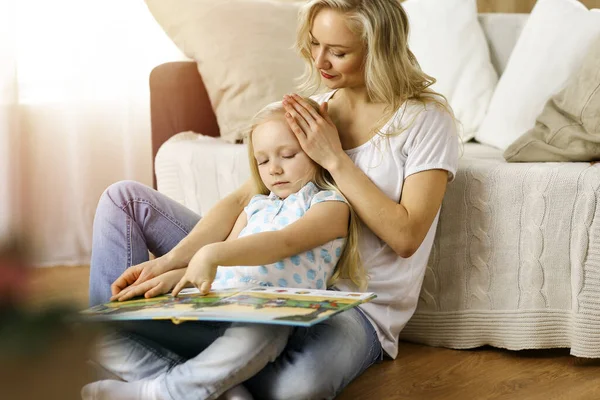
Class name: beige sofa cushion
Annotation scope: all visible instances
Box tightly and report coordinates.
[145,0,305,143]
[504,34,600,162]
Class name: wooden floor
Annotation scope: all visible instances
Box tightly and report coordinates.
[17,266,600,400]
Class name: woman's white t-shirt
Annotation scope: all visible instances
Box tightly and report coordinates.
[312,90,459,359]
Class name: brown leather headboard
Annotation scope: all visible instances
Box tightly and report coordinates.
[149,61,220,187]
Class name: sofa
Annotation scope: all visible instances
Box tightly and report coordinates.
[150,12,600,358]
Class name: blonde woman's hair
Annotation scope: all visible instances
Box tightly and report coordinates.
[295,0,457,137]
[245,98,367,291]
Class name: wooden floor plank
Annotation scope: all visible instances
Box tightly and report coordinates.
[23,265,600,399]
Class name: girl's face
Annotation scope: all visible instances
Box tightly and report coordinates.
[252,116,318,199]
[310,8,366,90]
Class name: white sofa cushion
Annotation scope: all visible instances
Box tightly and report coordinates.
[503,35,600,162]
[146,0,495,144]
[475,0,600,150]
[403,0,497,142]
[155,133,250,216]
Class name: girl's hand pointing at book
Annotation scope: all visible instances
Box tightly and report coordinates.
[172,247,218,297]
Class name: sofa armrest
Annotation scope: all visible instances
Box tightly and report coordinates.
[149,61,220,186]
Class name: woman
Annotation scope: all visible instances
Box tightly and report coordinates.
[88,0,458,398]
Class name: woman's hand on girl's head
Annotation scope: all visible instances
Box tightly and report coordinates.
[172,246,218,297]
[283,94,345,171]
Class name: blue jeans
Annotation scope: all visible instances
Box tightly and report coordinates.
[93,322,293,400]
[89,181,383,399]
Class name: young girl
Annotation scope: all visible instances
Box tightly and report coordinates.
[90,0,459,398]
[82,98,366,400]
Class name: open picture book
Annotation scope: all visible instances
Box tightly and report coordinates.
[81,287,376,327]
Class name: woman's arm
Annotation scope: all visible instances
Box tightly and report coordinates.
[328,158,447,258]
[282,94,448,258]
[166,179,256,264]
[110,268,187,301]
[111,209,248,301]
[110,179,257,295]
[172,200,349,295]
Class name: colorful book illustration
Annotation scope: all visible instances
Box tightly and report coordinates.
[81,287,376,327]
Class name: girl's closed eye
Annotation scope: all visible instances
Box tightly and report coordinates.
[257,159,269,166]
[331,51,345,58]
[282,153,297,159]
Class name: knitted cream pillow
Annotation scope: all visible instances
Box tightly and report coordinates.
[475,0,600,151]
[504,34,600,162]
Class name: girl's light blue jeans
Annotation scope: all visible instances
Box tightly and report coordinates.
[89,181,383,400]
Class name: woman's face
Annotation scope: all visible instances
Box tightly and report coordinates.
[310,8,366,90]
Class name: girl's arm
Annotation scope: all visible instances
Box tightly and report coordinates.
[209,200,348,266]
[283,94,448,258]
[111,179,257,295]
[172,200,349,295]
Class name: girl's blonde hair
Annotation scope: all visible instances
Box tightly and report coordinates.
[295,0,456,136]
[246,98,367,291]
